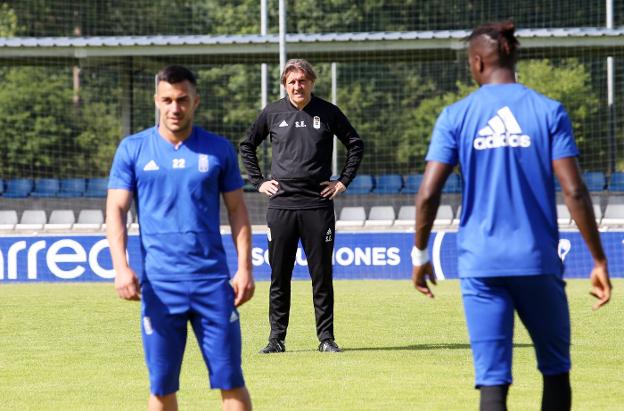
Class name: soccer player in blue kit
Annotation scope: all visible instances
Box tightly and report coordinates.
[411,22,612,410]
[106,65,254,411]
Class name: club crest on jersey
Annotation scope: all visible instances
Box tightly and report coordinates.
[198,154,209,172]
[313,116,321,129]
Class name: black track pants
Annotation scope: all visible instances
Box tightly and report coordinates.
[266,207,335,342]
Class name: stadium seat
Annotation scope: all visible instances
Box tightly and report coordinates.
[433,204,454,226]
[442,174,461,193]
[394,205,415,228]
[556,203,572,227]
[58,178,86,197]
[15,210,47,231]
[372,174,403,194]
[608,172,624,192]
[127,210,139,231]
[553,177,562,192]
[345,175,375,195]
[84,178,108,198]
[364,206,395,227]
[601,202,624,227]
[593,202,603,225]
[31,178,60,197]
[0,210,18,230]
[73,209,104,231]
[336,206,366,228]
[451,205,462,227]
[3,179,33,198]
[401,174,423,194]
[582,171,606,192]
[0,178,4,196]
[45,210,76,231]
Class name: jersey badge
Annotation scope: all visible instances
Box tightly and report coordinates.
[279,120,289,127]
[198,154,209,172]
[143,160,160,171]
[313,116,321,129]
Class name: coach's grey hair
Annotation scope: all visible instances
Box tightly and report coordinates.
[280,59,317,85]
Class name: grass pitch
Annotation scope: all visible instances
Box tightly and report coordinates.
[0,279,621,410]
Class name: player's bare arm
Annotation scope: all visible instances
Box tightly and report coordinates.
[106,188,140,301]
[554,157,612,309]
[223,188,255,307]
[412,161,454,298]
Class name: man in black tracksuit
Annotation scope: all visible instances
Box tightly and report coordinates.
[240,59,364,353]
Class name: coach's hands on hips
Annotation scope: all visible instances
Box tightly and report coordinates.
[589,261,612,310]
[115,266,140,301]
[259,180,280,197]
[412,262,437,298]
[232,269,255,307]
[320,180,346,199]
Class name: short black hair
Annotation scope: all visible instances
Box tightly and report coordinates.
[468,21,519,68]
[156,65,197,87]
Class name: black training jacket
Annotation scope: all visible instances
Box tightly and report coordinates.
[240,95,364,209]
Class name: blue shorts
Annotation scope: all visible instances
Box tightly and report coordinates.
[460,274,571,387]
[141,278,245,395]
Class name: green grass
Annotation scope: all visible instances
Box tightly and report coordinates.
[0,279,621,410]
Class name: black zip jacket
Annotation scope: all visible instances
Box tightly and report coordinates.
[240,95,364,209]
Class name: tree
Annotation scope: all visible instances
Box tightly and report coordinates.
[0,3,17,37]
[397,59,600,173]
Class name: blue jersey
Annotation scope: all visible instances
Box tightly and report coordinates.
[108,126,244,281]
[426,83,579,277]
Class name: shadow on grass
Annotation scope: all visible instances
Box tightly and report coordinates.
[343,342,533,352]
[272,343,533,353]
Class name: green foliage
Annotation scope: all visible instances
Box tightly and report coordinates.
[74,102,123,176]
[0,3,609,179]
[0,3,17,36]
[517,59,603,170]
[0,67,74,176]
[0,67,121,177]
[400,59,600,173]
[398,81,476,172]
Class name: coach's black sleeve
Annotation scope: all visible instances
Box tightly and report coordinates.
[240,110,270,189]
[331,107,364,187]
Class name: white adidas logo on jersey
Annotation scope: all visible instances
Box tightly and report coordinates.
[473,106,531,151]
[278,120,288,127]
[143,160,160,171]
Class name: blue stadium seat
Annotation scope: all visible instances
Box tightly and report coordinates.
[3,179,33,198]
[31,178,60,197]
[401,174,423,194]
[58,178,86,197]
[608,172,624,192]
[442,173,462,193]
[345,175,375,195]
[582,171,606,192]
[554,177,562,192]
[84,178,108,198]
[373,174,403,194]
